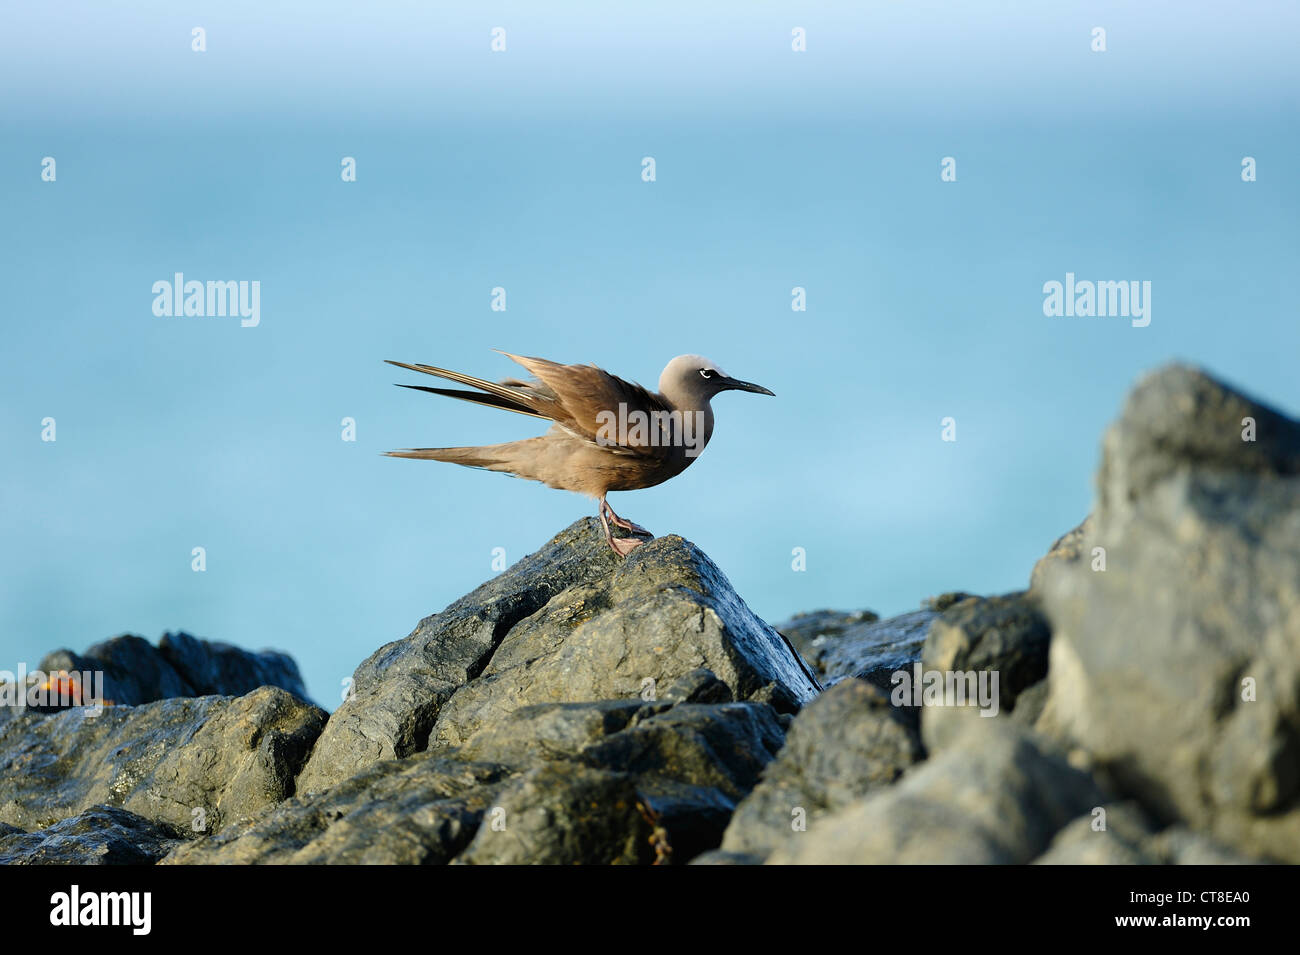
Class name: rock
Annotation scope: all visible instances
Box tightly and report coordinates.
[35,632,311,707]
[1033,802,1159,865]
[164,756,506,864]
[720,679,924,859]
[39,636,192,707]
[768,722,1105,864]
[0,806,185,865]
[297,519,627,792]
[923,592,977,612]
[1145,827,1261,865]
[1029,517,1092,592]
[659,668,734,705]
[455,765,651,865]
[801,608,938,690]
[453,699,649,769]
[302,520,817,795]
[0,686,326,834]
[919,592,1051,751]
[773,609,878,667]
[688,849,765,865]
[1037,364,1300,861]
[577,702,787,862]
[159,631,311,702]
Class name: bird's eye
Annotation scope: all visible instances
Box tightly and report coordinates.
[699,369,713,379]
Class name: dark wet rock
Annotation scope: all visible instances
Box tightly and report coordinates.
[1037,364,1300,861]
[39,636,192,707]
[0,806,185,865]
[300,520,818,793]
[159,631,310,702]
[455,765,651,865]
[164,755,506,864]
[35,631,311,707]
[0,686,325,834]
[799,609,937,690]
[774,609,878,666]
[720,679,924,859]
[769,722,1106,864]
[576,702,787,862]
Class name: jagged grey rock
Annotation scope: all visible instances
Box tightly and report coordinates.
[920,592,1051,752]
[0,806,185,865]
[297,520,627,792]
[0,686,325,834]
[301,520,817,792]
[455,764,651,865]
[1037,364,1300,861]
[798,608,937,690]
[719,678,924,859]
[774,609,878,670]
[768,722,1105,864]
[164,755,506,864]
[35,631,311,706]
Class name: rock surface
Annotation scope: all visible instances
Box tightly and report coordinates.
[4,363,1294,867]
[35,631,312,706]
[718,678,924,859]
[300,520,819,792]
[798,608,938,690]
[0,686,325,834]
[768,722,1105,864]
[0,806,185,865]
[1036,365,1300,862]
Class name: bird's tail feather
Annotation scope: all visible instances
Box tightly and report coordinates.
[384,443,517,473]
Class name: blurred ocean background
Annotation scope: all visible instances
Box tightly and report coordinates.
[2,1,1297,707]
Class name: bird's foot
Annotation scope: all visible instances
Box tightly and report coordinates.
[607,535,646,557]
[601,501,653,538]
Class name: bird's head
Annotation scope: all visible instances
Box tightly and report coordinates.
[659,354,774,406]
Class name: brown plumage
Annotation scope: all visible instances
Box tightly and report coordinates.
[385,351,774,554]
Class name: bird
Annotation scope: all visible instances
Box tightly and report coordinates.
[384,351,774,555]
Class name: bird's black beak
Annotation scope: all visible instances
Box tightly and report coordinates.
[722,377,775,396]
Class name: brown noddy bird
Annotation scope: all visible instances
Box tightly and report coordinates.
[385,352,774,554]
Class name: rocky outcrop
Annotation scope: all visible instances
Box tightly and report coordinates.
[0,686,325,834]
[3,362,1294,866]
[767,722,1104,864]
[0,806,185,865]
[1035,365,1300,861]
[299,521,819,792]
[35,631,312,706]
[714,678,924,860]
[792,608,937,689]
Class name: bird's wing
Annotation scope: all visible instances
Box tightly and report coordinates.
[497,352,679,458]
[385,359,557,420]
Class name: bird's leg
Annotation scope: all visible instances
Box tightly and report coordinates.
[598,498,649,556]
[601,498,652,537]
